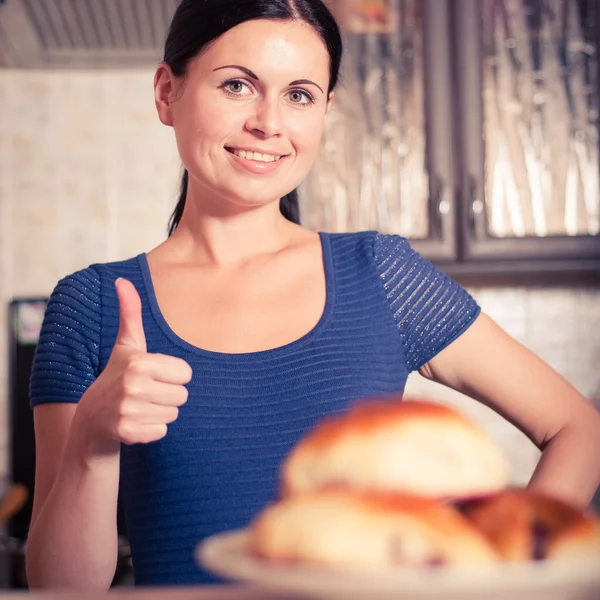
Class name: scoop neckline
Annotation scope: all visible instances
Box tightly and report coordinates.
[137,231,335,360]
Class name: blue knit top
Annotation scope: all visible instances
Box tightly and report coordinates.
[30,231,480,586]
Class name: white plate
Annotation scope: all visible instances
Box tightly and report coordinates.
[197,529,600,600]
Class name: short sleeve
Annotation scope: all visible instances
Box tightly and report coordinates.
[374,234,481,372]
[29,267,102,407]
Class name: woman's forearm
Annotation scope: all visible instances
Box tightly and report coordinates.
[527,415,600,510]
[25,427,121,591]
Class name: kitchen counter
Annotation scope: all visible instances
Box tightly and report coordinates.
[2,587,289,600]
[3,583,599,600]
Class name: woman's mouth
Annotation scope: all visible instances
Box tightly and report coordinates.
[225,147,285,163]
[225,147,289,175]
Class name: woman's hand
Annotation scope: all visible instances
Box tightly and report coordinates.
[75,278,193,456]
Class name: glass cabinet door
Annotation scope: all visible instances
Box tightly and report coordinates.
[301,0,457,260]
[455,0,600,264]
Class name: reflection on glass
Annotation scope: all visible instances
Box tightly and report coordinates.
[302,0,429,239]
[482,0,600,237]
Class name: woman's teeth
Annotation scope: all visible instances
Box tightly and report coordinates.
[230,148,282,163]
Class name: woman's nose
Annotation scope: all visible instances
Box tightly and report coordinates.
[245,98,282,138]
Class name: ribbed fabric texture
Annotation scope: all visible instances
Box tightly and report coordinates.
[29,268,101,403]
[374,234,482,372]
[30,231,480,586]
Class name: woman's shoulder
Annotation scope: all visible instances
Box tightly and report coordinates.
[322,229,409,245]
[58,254,142,285]
[321,230,413,264]
[88,253,145,280]
[49,254,145,311]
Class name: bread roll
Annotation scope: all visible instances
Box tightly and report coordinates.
[250,490,500,568]
[456,489,600,562]
[282,399,509,499]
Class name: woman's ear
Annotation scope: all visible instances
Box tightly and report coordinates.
[326,91,335,115]
[154,63,177,127]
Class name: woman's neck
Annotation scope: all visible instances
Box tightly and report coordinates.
[152,205,304,268]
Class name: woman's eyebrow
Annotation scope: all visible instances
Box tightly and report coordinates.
[213,65,325,95]
[213,65,259,80]
[289,79,324,94]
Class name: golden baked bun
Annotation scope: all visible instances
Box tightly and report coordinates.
[281,399,509,499]
[456,489,600,562]
[250,490,500,568]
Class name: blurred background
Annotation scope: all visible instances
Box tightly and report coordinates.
[0,0,599,589]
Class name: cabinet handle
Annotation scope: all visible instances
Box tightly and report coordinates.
[430,174,451,238]
[437,185,452,216]
[467,175,484,233]
[430,174,451,215]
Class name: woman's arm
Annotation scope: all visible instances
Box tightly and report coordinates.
[27,279,191,590]
[419,312,600,509]
[26,403,120,591]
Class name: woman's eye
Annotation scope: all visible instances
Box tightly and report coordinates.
[222,79,252,96]
[288,90,314,105]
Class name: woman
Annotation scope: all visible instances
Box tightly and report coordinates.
[25,0,600,590]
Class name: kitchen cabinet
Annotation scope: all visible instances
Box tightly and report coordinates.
[304,0,600,279]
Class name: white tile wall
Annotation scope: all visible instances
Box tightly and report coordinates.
[1,70,599,489]
[0,70,181,476]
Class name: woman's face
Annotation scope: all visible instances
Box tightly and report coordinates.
[155,19,333,216]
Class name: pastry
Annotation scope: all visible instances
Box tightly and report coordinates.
[456,489,600,562]
[281,399,509,500]
[251,489,500,568]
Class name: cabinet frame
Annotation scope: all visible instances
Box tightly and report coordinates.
[449,0,600,274]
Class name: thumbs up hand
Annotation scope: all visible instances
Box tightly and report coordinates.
[114,277,149,353]
[76,278,193,452]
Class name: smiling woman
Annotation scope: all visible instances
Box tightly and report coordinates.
[161,1,342,233]
[24,0,600,592]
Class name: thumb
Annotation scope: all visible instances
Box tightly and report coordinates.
[115,278,147,351]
